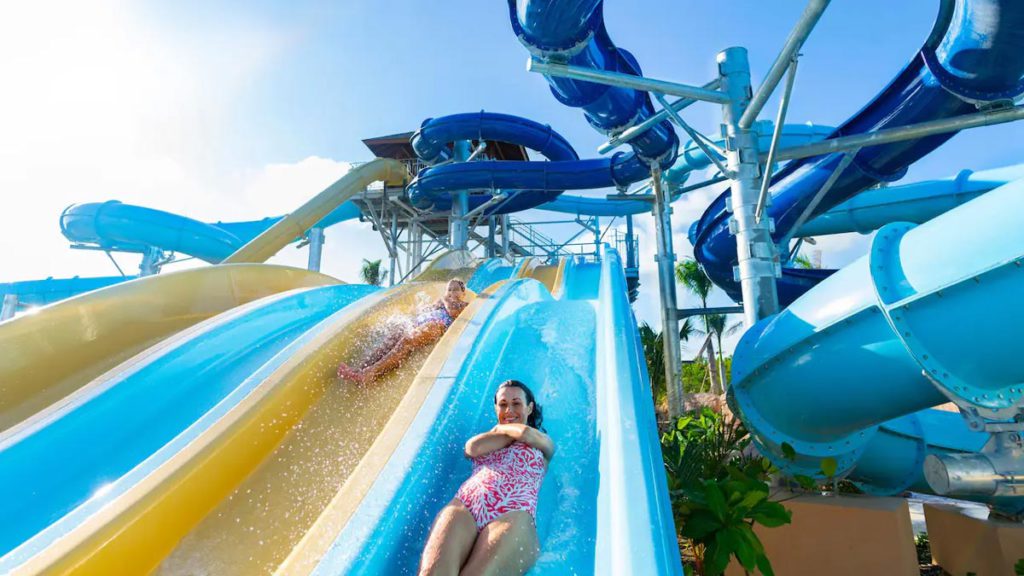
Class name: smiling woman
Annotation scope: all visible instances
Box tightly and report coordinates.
[418,379,555,576]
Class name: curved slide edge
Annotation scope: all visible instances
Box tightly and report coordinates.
[0,281,431,575]
[0,264,338,435]
[728,178,1024,509]
[0,283,379,567]
[692,0,1024,305]
[593,247,682,575]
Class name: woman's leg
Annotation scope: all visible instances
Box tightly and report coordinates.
[459,511,539,576]
[359,326,405,368]
[419,499,478,576]
[361,323,445,381]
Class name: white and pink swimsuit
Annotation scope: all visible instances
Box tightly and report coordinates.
[456,441,547,530]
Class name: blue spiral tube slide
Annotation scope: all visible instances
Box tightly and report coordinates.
[692,0,1024,305]
[730,177,1024,511]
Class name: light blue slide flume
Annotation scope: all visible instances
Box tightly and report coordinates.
[311,250,681,575]
[0,283,378,567]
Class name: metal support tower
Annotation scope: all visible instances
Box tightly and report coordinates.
[718,47,780,327]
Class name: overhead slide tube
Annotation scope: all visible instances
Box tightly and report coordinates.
[410,112,831,218]
[508,0,678,167]
[692,0,1024,305]
[729,178,1024,502]
[796,164,1024,236]
[408,112,656,215]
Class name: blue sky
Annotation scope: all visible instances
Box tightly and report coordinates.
[1,0,1021,354]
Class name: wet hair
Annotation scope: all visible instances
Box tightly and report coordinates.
[447,278,466,291]
[495,379,544,431]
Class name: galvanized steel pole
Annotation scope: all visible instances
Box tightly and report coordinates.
[651,168,683,417]
[739,0,830,129]
[719,47,780,326]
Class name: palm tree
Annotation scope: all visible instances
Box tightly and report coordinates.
[640,319,694,412]
[792,253,814,269]
[675,259,723,394]
[360,258,386,286]
[704,313,743,389]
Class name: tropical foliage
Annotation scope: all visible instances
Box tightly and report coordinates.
[662,408,791,576]
[360,258,387,286]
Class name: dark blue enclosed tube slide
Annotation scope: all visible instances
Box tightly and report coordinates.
[406,0,680,215]
[691,0,1024,306]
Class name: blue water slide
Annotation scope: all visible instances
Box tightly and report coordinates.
[312,250,680,575]
[729,176,1024,512]
[408,112,657,214]
[0,284,378,564]
[797,163,1024,236]
[59,200,362,264]
[0,200,363,310]
[507,1,677,165]
[410,0,682,216]
[692,0,1024,305]
[408,110,832,218]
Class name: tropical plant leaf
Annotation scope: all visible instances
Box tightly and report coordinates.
[780,442,796,461]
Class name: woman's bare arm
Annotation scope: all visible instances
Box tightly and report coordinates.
[493,424,556,461]
[464,428,515,458]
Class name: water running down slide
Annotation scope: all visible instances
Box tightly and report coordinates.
[308,250,680,576]
[0,263,480,574]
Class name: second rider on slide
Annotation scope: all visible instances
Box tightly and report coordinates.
[337,278,468,383]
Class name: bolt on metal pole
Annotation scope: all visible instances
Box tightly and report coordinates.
[306,227,324,272]
[719,47,780,327]
[651,167,683,417]
[450,140,472,250]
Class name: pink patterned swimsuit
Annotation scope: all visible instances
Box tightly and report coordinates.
[456,441,547,530]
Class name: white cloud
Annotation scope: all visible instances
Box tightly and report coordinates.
[0,1,293,282]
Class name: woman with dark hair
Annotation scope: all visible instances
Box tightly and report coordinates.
[419,380,555,576]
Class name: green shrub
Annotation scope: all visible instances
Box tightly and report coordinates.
[662,408,791,575]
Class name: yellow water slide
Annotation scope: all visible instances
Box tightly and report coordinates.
[13,262,478,575]
[1,158,410,437]
[0,264,337,434]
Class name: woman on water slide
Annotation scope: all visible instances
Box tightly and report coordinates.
[337,278,468,383]
[419,379,555,576]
